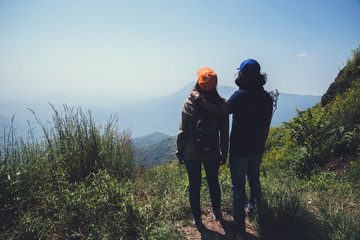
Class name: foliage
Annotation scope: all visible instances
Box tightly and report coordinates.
[283,106,328,177]
[257,188,326,240]
[279,52,360,177]
[253,46,360,238]
[35,104,135,182]
[263,126,295,168]
[321,45,360,106]
[134,136,176,168]
[254,177,360,240]
[0,106,188,239]
[147,222,181,240]
[324,79,360,156]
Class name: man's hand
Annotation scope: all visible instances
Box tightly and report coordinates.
[189,91,203,103]
[190,91,231,117]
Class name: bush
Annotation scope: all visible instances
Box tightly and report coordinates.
[0,105,140,239]
[262,126,296,175]
[35,104,135,182]
[148,222,181,240]
[317,203,360,240]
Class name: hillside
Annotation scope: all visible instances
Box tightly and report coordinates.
[133,132,176,167]
[132,132,170,147]
[321,48,360,106]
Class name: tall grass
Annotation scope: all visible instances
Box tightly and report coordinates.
[31,104,135,182]
[0,105,139,239]
[0,105,189,239]
[251,173,360,240]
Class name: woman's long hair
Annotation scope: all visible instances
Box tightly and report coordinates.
[193,82,225,106]
[235,72,267,90]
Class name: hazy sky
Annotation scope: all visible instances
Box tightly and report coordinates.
[1,0,360,107]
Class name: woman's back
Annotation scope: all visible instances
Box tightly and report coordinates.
[178,98,228,162]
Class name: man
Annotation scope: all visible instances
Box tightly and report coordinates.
[191,59,274,233]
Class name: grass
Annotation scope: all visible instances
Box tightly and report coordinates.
[0,105,191,239]
[1,102,360,239]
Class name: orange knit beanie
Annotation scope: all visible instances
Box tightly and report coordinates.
[197,67,218,91]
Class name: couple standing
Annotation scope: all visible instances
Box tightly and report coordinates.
[176,59,274,233]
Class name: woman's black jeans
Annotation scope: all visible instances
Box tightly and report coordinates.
[184,159,221,219]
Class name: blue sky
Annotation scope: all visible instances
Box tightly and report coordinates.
[1,0,359,107]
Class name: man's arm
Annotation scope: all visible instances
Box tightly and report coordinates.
[263,115,272,142]
[200,99,231,117]
[190,91,231,117]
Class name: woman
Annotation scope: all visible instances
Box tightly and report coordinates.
[176,67,229,228]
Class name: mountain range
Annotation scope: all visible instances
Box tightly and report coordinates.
[0,82,321,138]
[109,82,321,136]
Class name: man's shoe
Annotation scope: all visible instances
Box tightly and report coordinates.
[246,207,255,220]
[233,220,246,233]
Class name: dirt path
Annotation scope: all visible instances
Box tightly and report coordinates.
[177,207,260,240]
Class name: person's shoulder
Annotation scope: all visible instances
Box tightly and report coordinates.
[183,99,192,111]
[230,88,249,100]
[183,98,205,116]
[229,88,245,97]
[234,88,246,94]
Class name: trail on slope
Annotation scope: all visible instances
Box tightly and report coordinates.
[177,207,259,240]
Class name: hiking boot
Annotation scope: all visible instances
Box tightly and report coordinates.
[233,220,246,233]
[213,210,222,221]
[247,203,256,220]
[246,207,255,220]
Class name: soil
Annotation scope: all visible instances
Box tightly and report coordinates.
[177,207,260,240]
[322,156,352,172]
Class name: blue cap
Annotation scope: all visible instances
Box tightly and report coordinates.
[237,59,261,76]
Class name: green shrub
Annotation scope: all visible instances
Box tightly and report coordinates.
[284,107,328,177]
[132,161,189,224]
[324,78,360,157]
[0,105,140,239]
[290,148,321,178]
[34,104,135,182]
[317,203,360,240]
[148,222,181,240]
[262,126,296,176]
